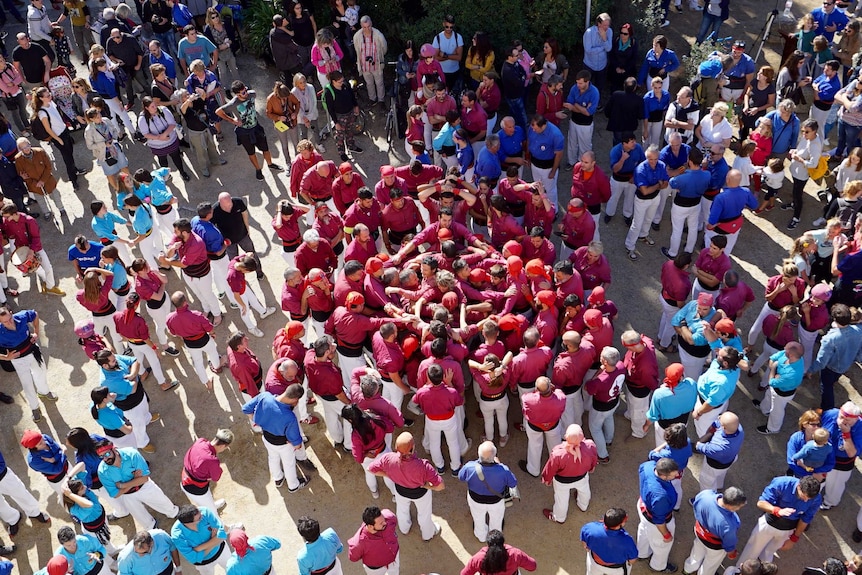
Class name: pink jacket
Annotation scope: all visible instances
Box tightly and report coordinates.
[0,64,23,96]
[311,42,344,76]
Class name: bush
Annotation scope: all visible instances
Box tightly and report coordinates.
[242,0,279,58]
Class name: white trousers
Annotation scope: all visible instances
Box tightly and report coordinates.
[684,537,727,575]
[119,479,178,529]
[653,421,668,448]
[646,122,665,148]
[108,431,137,450]
[184,272,221,318]
[183,487,219,515]
[625,196,661,251]
[129,343,166,385]
[531,165,558,209]
[747,303,779,349]
[760,388,795,433]
[380,379,406,414]
[187,339,221,385]
[698,457,735,491]
[625,389,652,438]
[799,326,819,373]
[319,397,351,446]
[658,299,680,348]
[425,415,461,470]
[552,475,591,522]
[668,203,700,257]
[479,395,509,441]
[586,553,627,575]
[691,279,719,302]
[607,179,635,218]
[466,492,505,542]
[525,422,561,476]
[678,347,708,381]
[698,197,713,232]
[652,187,675,225]
[693,397,726,438]
[361,448,396,496]
[125,395,152,448]
[191,542,230,575]
[736,515,792,564]
[233,288,268,330]
[395,489,436,540]
[337,352,366,389]
[567,121,593,166]
[561,389,586,432]
[154,206,179,247]
[262,435,304,490]
[137,231,165,273]
[210,256,231,300]
[93,313,125,353]
[0,468,41,524]
[34,249,57,289]
[636,505,675,570]
[823,468,852,507]
[363,551,399,575]
[11,352,50,410]
[144,299,171,346]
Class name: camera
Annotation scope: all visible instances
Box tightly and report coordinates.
[365,56,374,63]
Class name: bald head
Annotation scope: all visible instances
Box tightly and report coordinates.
[581,150,596,162]
[725,169,742,187]
[719,412,739,434]
[317,161,331,177]
[785,341,803,360]
[562,331,581,351]
[278,359,299,379]
[395,432,414,455]
[478,440,496,462]
[536,376,551,394]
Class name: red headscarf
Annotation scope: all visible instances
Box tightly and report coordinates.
[229,529,254,558]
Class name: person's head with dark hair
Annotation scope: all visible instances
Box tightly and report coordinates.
[57,526,76,544]
[603,507,628,529]
[664,422,688,449]
[717,346,741,370]
[430,337,448,359]
[823,558,849,575]
[620,132,636,145]
[799,475,822,498]
[674,252,692,269]
[297,516,321,543]
[481,530,510,574]
[832,303,852,326]
[576,69,592,84]
[654,457,679,480]
[313,335,334,358]
[361,505,382,526]
[230,80,246,95]
[427,364,444,384]
[624,77,638,93]
[177,505,200,524]
[197,202,213,219]
[723,270,739,288]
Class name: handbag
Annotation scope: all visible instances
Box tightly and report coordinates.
[808,155,829,181]
[474,464,520,508]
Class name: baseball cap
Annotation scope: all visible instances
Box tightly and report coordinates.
[20,430,42,449]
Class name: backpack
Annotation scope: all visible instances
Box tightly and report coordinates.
[30,109,51,141]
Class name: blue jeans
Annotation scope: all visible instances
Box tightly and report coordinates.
[505,97,528,132]
[696,13,724,43]
[154,30,178,60]
[837,120,862,156]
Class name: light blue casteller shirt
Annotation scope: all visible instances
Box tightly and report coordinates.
[227,536,282,575]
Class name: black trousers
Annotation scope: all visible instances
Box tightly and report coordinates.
[54,130,78,183]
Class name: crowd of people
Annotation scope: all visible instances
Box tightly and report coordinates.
[0,1,862,575]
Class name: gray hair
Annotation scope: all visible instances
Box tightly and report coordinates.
[600,346,620,364]
[360,374,381,399]
[778,99,796,113]
[303,229,320,243]
[485,133,500,148]
[478,440,497,462]
[278,359,299,377]
[360,14,372,25]
[620,330,641,345]
[587,240,604,255]
[214,429,234,445]
[667,131,682,143]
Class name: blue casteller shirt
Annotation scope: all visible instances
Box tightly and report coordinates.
[226,535,281,575]
[811,6,849,43]
[242,393,303,446]
[726,54,756,80]
[692,490,741,552]
[696,422,744,465]
[497,125,526,160]
[456,143,475,175]
[660,143,689,170]
[0,309,36,348]
[786,430,835,476]
[296,528,343,575]
[566,84,600,124]
[458,460,518,496]
[475,147,502,181]
[708,186,758,225]
[671,300,717,345]
[650,439,692,470]
[68,241,103,269]
[104,260,129,291]
[670,168,710,200]
[57,533,106,575]
[580,521,638,565]
[639,48,680,85]
[696,359,739,407]
[69,487,105,524]
[130,204,154,236]
[99,355,138,400]
[527,122,564,161]
[760,476,821,524]
[634,160,668,191]
[94,402,128,432]
[707,158,730,190]
[118,529,176,575]
[643,90,671,122]
[822,408,862,468]
[27,434,67,476]
[191,216,226,254]
[609,143,646,175]
[91,212,127,241]
[639,460,677,524]
[171,506,226,564]
[138,168,174,207]
[768,350,804,392]
[97,447,150,498]
[647,378,698,422]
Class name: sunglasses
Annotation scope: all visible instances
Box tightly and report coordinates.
[620,32,629,36]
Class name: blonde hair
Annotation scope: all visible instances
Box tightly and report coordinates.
[789,234,813,258]
[737,139,756,158]
[845,180,862,199]
[812,427,830,445]
[797,13,814,30]
[189,59,206,73]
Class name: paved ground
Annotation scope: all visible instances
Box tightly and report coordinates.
[3,1,862,574]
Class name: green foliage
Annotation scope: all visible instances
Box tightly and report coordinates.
[682,37,727,82]
[242,0,279,57]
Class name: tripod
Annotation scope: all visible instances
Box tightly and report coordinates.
[751,0,783,62]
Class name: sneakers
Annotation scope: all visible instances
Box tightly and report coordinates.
[141,443,156,453]
[339,152,349,162]
[260,307,277,319]
[32,408,42,422]
[812,217,827,226]
[649,563,678,573]
[297,458,318,473]
[660,19,670,27]
[164,346,180,357]
[787,217,799,230]
[543,508,563,523]
[255,169,264,181]
[35,513,50,524]
[603,214,612,224]
[75,168,89,176]
[212,315,223,328]
[780,202,795,211]
[661,247,674,259]
[248,327,265,338]
[640,235,656,246]
[348,145,363,154]
[598,456,610,464]
[628,249,640,260]
[426,522,442,541]
[7,516,21,537]
[853,528,862,543]
[499,434,510,448]
[274,478,285,488]
[38,392,58,402]
[301,415,320,425]
[403,418,414,427]
[0,545,15,556]
[288,477,310,493]
[450,467,460,477]
[371,490,380,499]
[45,286,65,296]
[820,503,834,510]
[751,399,761,407]
[757,425,777,435]
[518,459,539,477]
[624,216,633,227]
[268,163,284,172]
[651,222,661,231]
[0,393,13,404]
[149,413,161,423]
